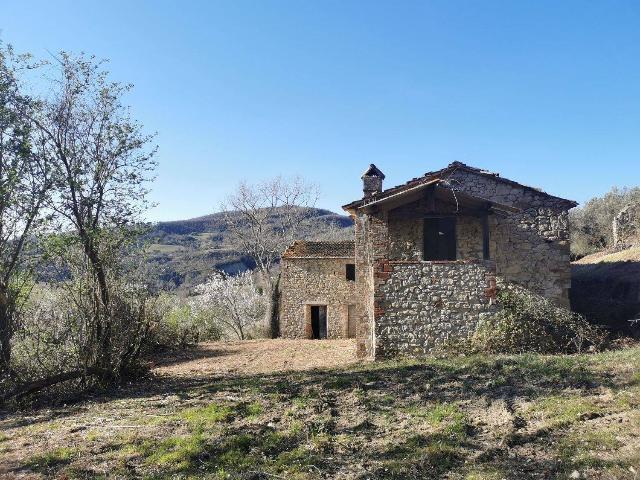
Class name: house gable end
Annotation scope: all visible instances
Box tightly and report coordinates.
[445,166,576,212]
[343,161,577,213]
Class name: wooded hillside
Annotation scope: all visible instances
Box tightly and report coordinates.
[143,208,354,291]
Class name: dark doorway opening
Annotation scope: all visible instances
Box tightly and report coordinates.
[311,305,327,339]
[424,217,457,261]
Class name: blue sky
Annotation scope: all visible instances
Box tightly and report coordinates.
[2,1,639,221]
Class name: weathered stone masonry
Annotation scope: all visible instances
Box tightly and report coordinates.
[375,260,497,356]
[361,214,497,358]
[279,242,357,339]
[280,161,577,360]
[447,169,573,304]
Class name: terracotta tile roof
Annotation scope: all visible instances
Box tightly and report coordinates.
[342,161,578,211]
[282,241,355,259]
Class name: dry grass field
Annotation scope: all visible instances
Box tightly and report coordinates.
[0,339,639,479]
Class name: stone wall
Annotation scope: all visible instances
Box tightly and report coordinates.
[388,215,422,260]
[356,207,496,360]
[447,169,572,305]
[457,216,484,260]
[279,257,358,339]
[387,201,484,262]
[354,212,388,358]
[613,204,640,247]
[375,260,497,357]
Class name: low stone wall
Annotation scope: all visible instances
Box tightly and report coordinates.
[374,260,497,357]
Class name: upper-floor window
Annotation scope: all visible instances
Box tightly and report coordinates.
[346,263,356,281]
[423,217,456,261]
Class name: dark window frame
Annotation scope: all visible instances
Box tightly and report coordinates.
[423,216,457,261]
[346,263,356,281]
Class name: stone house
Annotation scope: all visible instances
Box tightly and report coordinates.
[279,162,577,359]
[279,241,358,340]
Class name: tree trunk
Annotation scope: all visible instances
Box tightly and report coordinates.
[82,238,112,373]
[0,286,11,372]
[0,367,108,403]
[268,274,281,338]
[83,239,110,309]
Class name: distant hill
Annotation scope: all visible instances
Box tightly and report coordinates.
[144,208,353,291]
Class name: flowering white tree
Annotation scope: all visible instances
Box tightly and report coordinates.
[194,271,266,340]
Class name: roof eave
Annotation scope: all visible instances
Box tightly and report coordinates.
[342,162,579,212]
[282,255,355,259]
[450,162,578,208]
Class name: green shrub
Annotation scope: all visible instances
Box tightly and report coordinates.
[459,288,607,354]
[569,186,640,258]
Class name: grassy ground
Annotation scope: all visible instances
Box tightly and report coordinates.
[574,246,640,265]
[0,340,639,479]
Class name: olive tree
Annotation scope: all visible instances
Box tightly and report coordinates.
[570,186,640,258]
[30,52,157,379]
[0,45,52,373]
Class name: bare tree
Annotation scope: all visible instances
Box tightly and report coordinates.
[0,45,52,373]
[221,176,319,337]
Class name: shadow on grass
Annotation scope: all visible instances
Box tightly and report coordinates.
[148,344,240,369]
[171,352,619,406]
[3,350,620,425]
[5,348,639,479]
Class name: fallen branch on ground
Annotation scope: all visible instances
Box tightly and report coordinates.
[0,367,108,404]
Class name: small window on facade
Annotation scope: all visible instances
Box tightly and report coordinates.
[423,217,457,261]
[346,263,356,281]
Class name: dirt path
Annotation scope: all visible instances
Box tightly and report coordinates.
[151,339,358,378]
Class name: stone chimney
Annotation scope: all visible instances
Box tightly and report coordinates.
[361,164,385,198]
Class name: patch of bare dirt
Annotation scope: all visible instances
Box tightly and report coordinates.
[151,339,358,378]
